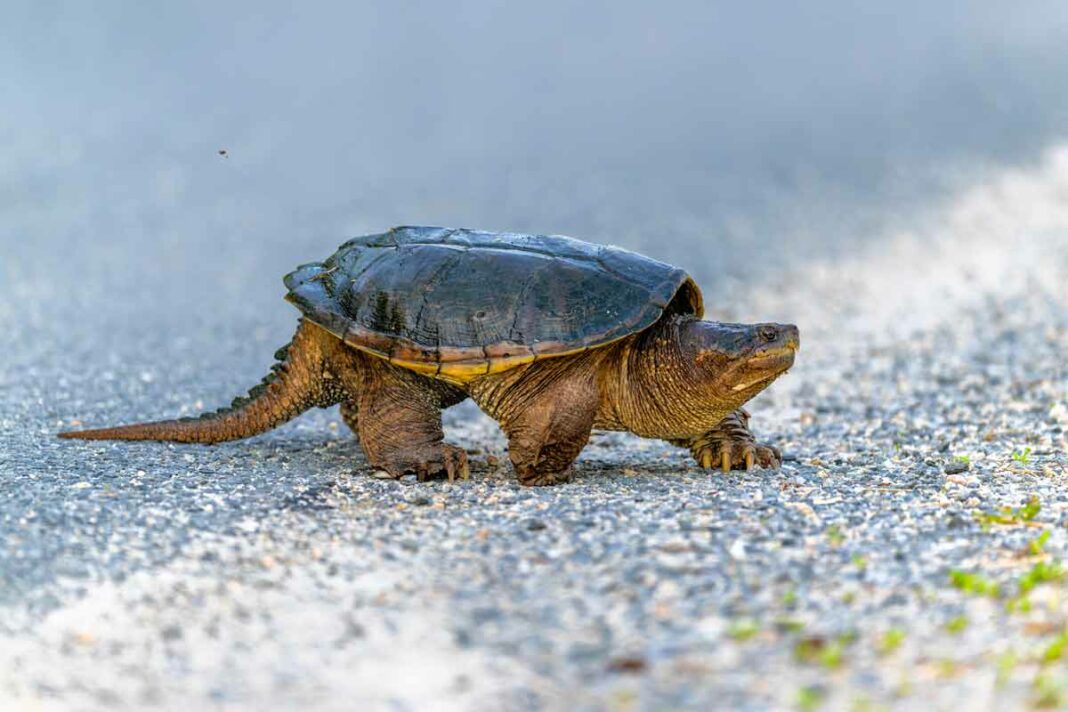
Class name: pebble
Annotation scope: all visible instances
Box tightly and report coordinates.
[2,215,1066,711]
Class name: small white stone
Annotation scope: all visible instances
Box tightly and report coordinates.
[728,538,747,561]
[236,517,259,533]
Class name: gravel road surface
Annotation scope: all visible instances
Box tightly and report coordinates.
[2,150,1067,711]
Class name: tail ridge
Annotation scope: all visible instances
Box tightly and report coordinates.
[59,321,343,444]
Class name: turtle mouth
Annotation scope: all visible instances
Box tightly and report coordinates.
[745,346,795,371]
[730,373,780,392]
[730,347,795,392]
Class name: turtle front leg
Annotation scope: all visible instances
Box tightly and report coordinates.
[505,406,596,486]
[498,379,598,487]
[355,367,469,482]
[677,409,782,473]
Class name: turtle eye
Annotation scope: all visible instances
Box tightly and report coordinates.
[758,326,778,343]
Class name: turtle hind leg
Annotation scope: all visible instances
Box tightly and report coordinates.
[677,409,782,473]
[354,358,469,482]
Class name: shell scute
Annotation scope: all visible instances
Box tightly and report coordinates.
[284,227,701,381]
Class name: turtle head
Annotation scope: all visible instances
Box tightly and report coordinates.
[611,316,799,440]
[681,319,799,406]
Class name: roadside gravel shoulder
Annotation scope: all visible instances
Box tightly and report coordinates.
[1,150,1067,710]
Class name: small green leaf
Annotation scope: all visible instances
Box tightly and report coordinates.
[826,525,846,547]
[1041,632,1068,664]
[794,633,854,669]
[1032,673,1065,708]
[996,650,1017,688]
[949,570,1000,597]
[1030,531,1052,556]
[776,618,806,634]
[974,496,1042,527]
[1019,561,1064,594]
[797,685,825,712]
[728,618,760,641]
[877,628,906,656]
[1006,596,1033,614]
[945,615,968,634]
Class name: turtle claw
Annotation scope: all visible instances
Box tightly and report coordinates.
[694,439,782,473]
[516,466,572,487]
[370,444,470,483]
[442,444,469,482]
[687,409,782,474]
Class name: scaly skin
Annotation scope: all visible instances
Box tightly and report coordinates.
[58,320,349,443]
[60,316,798,486]
[470,316,797,484]
[671,409,782,473]
[345,352,469,482]
[468,350,602,486]
[339,400,360,437]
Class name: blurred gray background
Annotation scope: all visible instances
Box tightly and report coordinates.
[3,1,1068,328]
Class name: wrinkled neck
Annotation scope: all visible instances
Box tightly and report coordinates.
[599,319,735,439]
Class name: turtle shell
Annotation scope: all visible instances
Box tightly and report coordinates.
[284,226,703,383]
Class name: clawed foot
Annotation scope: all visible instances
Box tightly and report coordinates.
[693,438,781,472]
[515,466,572,487]
[684,409,782,473]
[371,444,470,482]
[439,444,470,482]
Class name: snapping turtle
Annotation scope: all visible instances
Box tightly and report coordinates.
[61,227,799,486]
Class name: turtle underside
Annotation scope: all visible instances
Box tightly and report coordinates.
[284,226,703,382]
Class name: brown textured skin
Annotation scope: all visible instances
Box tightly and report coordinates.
[60,316,798,486]
[58,321,349,443]
[669,409,780,473]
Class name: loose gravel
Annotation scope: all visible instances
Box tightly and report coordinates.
[2,152,1067,710]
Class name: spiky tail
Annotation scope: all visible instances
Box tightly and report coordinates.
[59,321,344,444]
